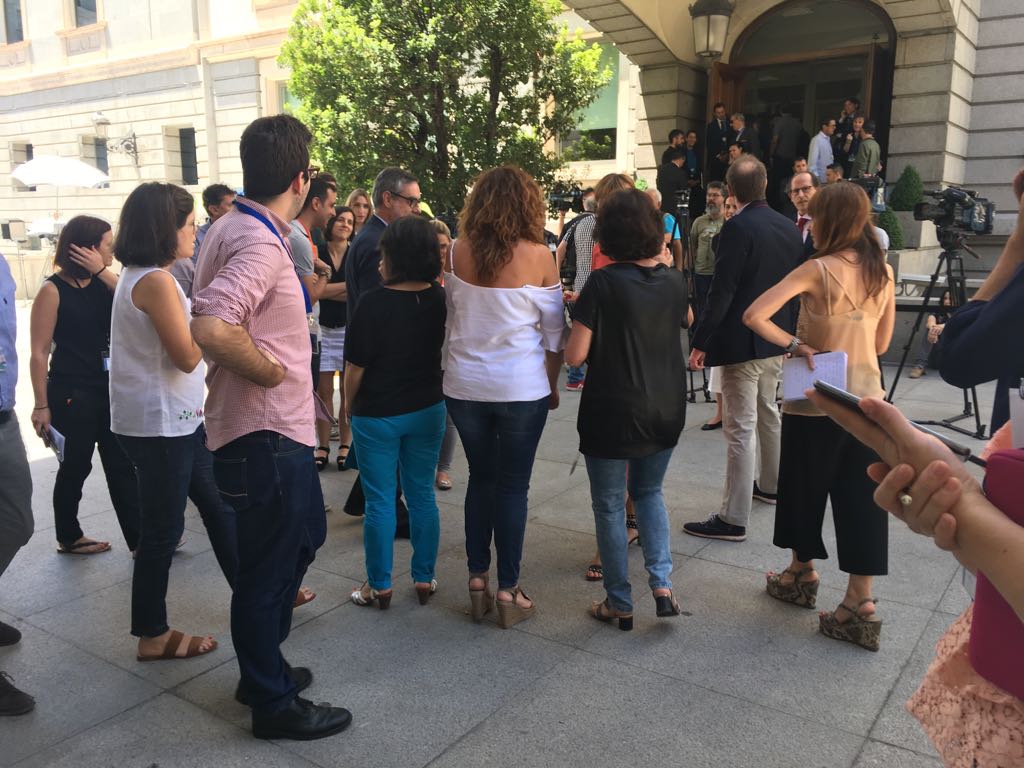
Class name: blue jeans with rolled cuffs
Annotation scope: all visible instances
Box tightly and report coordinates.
[212,431,326,715]
[585,448,675,613]
[351,401,447,590]
[445,396,550,589]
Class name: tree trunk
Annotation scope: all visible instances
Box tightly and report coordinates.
[484,47,504,167]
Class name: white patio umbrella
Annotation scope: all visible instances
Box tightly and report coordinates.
[11,155,110,219]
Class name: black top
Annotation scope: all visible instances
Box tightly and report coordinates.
[940,263,1024,389]
[345,283,446,418]
[692,201,801,367]
[316,242,348,328]
[573,263,688,459]
[344,215,387,315]
[656,162,689,215]
[47,274,112,390]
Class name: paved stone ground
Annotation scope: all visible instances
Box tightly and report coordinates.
[0,305,990,767]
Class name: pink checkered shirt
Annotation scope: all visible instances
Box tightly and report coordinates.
[191,197,314,451]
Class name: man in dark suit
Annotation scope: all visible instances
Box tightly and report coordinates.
[656,147,689,216]
[343,166,420,532]
[789,170,820,262]
[683,156,802,542]
[730,112,760,159]
[706,102,731,182]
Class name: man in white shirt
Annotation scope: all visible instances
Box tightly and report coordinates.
[808,118,836,183]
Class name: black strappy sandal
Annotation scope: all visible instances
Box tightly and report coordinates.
[314,446,330,472]
[336,444,350,471]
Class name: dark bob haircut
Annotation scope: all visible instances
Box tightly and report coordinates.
[114,182,195,268]
[595,188,664,263]
[239,114,312,203]
[379,215,441,284]
[54,215,112,281]
[325,206,355,242]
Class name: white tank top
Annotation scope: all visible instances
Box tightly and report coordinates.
[443,241,567,403]
[109,266,206,437]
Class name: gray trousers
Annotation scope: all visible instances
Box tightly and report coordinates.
[718,356,783,527]
[0,414,33,576]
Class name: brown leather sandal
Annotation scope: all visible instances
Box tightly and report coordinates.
[765,567,819,609]
[137,630,218,662]
[819,598,881,652]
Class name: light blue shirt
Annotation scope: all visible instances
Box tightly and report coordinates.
[0,256,18,412]
[808,131,834,183]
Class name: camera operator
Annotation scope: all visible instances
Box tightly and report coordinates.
[938,168,1024,433]
[555,187,594,240]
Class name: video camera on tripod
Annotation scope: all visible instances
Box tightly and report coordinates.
[548,185,585,213]
[913,186,995,236]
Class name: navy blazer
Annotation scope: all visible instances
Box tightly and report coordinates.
[344,214,387,314]
[692,201,802,366]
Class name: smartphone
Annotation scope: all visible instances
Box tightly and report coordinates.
[812,380,985,466]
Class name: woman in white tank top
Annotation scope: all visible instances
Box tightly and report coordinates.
[110,183,236,663]
[444,166,567,628]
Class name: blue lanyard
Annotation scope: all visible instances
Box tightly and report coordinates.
[234,201,312,314]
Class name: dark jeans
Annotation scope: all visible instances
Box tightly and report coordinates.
[48,381,140,549]
[213,431,326,715]
[445,396,549,589]
[118,425,237,638]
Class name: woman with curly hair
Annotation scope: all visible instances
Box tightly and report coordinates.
[444,165,567,628]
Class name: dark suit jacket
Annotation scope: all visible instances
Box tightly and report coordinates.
[692,200,802,366]
[344,214,387,314]
[706,118,730,170]
[734,127,761,159]
[656,162,689,215]
[800,230,816,262]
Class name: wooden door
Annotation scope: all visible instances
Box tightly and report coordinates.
[709,61,747,117]
[865,43,893,177]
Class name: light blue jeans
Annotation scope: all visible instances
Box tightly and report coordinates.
[585,447,675,613]
[351,401,446,590]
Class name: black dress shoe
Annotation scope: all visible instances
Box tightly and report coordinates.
[252,696,352,741]
[0,621,21,647]
[235,664,313,707]
[0,672,34,716]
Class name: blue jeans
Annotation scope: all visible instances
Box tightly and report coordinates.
[213,431,326,715]
[118,425,236,637]
[585,448,675,613]
[567,364,586,385]
[446,396,549,589]
[351,402,446,589]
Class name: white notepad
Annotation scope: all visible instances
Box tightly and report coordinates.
[782,350,848,402]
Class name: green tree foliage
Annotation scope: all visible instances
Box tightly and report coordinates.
[888,165,924,211]
[280,0,612,212]
[878,207,904,250]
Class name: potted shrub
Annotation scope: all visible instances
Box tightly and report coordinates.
[888,165,934,248]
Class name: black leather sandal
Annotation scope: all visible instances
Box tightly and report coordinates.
[336,444,350,471]
[314,446,330,471]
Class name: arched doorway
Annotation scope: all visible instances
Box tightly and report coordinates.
[710,0,896,169]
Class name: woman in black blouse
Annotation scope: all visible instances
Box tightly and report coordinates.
[316,207,354,470]
[565,189,688,629]
[29,215,140,554]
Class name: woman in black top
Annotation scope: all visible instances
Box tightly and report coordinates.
[345,216,447,609]
[565,189,688,629]
[29,215,140,554]
[315,207,354,469]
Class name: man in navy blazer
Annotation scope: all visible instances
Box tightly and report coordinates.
[684,156,802,542]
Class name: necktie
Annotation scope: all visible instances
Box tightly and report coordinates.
[797,217,809,240]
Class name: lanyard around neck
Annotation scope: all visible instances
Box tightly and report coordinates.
[234,201,312,314]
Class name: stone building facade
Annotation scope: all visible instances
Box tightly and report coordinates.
[0,0,1020,295]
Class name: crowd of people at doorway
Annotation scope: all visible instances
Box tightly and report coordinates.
[0,113,1022,764]
[658,97,884,225]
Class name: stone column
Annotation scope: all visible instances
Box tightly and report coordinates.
[635,63,707,187]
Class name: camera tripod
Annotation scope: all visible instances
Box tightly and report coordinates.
[886,226,987,439]
[671,199,714,405]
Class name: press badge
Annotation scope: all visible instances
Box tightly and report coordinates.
[1011,385,1024,450]
[101,349,111,372]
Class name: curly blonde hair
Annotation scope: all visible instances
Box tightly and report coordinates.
[457,166,546,284]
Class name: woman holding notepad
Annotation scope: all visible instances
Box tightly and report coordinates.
[742,182,895,651]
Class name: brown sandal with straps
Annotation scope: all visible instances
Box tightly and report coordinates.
[819,598,882,652]
[765,567,819,609]
[137,629,218,662]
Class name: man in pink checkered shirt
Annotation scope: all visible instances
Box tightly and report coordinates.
[191,115,351,742]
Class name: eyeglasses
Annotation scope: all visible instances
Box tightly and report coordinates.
[390,192,421,207]
[301,166,320,182]
[789,185,814,197]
